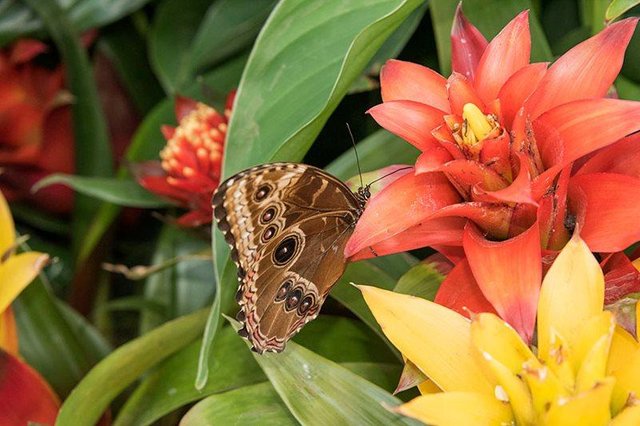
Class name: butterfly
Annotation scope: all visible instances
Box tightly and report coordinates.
[212,163,370,354]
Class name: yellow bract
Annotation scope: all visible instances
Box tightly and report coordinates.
[0,191,48,354]
[360,235,640,425]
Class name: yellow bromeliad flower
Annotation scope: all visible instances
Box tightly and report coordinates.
[0,190,48,354]
[359,236,640,425]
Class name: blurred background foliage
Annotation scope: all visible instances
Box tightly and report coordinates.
[0,0,639,424]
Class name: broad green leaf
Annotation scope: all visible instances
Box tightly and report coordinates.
[222,0,424,175]
[294,315,397,364]
[430,0,552,76]
[325,130,420,180]
[239,318,417,425]
[190,0,277,73]
[606,0,640,23]
[33,174,170,208]
[23,0,114,262]
[330,261,399,353]
[14,277,102,397]
[367,253,419,281]
[114,326,265,426]
[203,0,425,388]
[0,0,152,46]
[140,225,214,333]
[56,309,209,426]
[394,263,445,301]
[181,382,297,426]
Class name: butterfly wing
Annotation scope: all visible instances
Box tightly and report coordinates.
[212,163,361,353]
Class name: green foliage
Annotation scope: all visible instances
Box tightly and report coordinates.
[3,0,639,424]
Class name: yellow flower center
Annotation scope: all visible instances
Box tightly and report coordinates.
[461,103,498,145]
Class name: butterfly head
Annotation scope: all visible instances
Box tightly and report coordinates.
[355,185,371,211]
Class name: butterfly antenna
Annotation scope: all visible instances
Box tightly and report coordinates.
[366,166,413,188]
[346,123,364,189]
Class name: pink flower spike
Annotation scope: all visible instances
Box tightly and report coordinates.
[526,17,638,119]
[463,221,542,342]
[380,59,450,112]
[474,10,531,105]
[451,4,488,81]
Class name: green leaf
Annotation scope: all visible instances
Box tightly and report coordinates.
[14,278,104,397]
[223,0,425,174]
[606,0,640,23]
[0,0,152,46]
[150,0,268,94]
[149,0,212,93]
[190,0,277,73]
[430,0,552,76]
[325,130,420,180]
[202,0,426,390]
[97,20,165,114]
[181,382,297,426]
[140,225,214,333]
[33,174,171,208]
[23,0,115,261]
[617,75,640,100]
[349,1,428,93]
[330,262,399,352]
[56,309,209,426]
[394,263,445,301]
[294,316,397,364]
[238,319,417,425]
[114,326,265,426]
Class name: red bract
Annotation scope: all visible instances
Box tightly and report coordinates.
[135,93,235,227]
[345,7,640,340]
[0,349,59,425]
[0,40,75,214]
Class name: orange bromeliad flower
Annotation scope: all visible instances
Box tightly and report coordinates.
[345,8,640,341]
[136,93,235,227]
[0,39,75,214]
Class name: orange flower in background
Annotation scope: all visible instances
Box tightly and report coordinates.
[344,8,640,340]
[0,349,60,425]
[0,39,75,214]
[135,93,235,227]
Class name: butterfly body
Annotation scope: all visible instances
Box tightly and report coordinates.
[212,163,368,353]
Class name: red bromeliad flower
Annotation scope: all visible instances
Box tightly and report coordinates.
[345,8,640,341]
[135,93,234,227]
[0,39,75,214]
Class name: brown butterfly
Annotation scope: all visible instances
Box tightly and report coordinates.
[212,163,370,354]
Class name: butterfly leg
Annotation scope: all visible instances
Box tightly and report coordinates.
[369,246,379,257]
